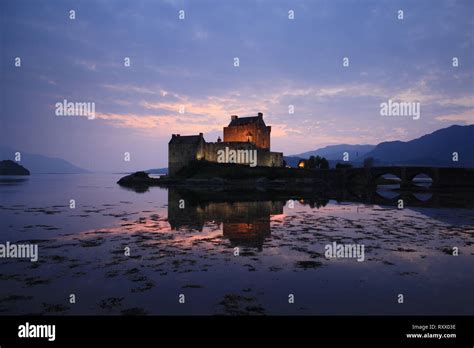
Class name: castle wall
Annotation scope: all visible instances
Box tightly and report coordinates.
[203,142,283,167]
[257,150,283,167]
[203,142,256,164]
[168,139,204,176]
[169,140,283,176]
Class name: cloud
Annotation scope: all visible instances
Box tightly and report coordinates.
[97,74,473,149]
[103,84,160,95]
[193,28,209,40]
[95,112,221,135]
[435,111,474,124]
[74,59,97,71]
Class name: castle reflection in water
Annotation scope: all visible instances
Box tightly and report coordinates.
[167,189,284,251]
[165,185,471,252]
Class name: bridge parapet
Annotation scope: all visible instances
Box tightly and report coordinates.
[335,166,474,190]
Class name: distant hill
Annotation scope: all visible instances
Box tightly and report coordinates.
[361,125,474,167]
[294,144,375,161]
[291,125,474,168]
[0,160,30,175]
[283,156,302,167]
[0,145,88,174]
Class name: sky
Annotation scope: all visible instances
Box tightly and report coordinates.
[1,0,473,172]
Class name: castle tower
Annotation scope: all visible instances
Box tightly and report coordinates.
[168,133,205,176]
[223,112,271,150]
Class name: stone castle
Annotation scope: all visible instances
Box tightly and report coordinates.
[168,112,283,176]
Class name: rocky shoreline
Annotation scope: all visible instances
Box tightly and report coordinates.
[117,170,330,191]
[117,160,474,194]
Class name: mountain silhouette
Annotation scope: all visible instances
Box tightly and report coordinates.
[294,144,375,161]
[362,125,474,167]
[291,125,473,167]
[0,145,88,174]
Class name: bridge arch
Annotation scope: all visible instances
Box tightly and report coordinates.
[339,166,471,191]
[409,173,433,188]
[404,168,436,189]
[371,171,402,189]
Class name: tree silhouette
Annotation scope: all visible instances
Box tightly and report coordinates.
[307,155,329,169]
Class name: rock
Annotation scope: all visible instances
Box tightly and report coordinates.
[117,171,158,186]
[0,160,30,175]
[117,171,168,188]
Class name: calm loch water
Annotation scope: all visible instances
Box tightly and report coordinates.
[0,174,473,315]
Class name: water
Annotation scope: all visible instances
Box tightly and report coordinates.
[0,174,473,315]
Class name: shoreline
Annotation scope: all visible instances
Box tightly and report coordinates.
[116,167,474,194]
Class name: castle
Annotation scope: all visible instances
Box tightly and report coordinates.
[168,112,283,176]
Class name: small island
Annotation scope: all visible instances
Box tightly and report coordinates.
[117,114,474,193]
[117,161,327,190]
[0,160,30,175]
[118,114,325,190]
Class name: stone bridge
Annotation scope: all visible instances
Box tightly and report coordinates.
[313,166,474,190]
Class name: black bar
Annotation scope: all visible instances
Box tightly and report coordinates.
[0,316,472,346]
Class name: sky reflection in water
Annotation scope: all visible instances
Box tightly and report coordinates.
[0,174,473,315]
